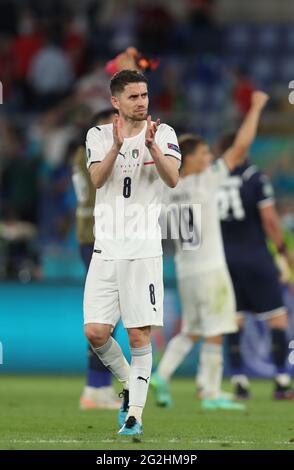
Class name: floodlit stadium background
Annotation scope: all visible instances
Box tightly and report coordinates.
[0,0,294,378]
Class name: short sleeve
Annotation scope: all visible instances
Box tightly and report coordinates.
[155,124,181,162]
[85,126,106,169]
[255,172,275,208]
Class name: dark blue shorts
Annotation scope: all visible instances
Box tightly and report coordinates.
[227,254,284,315]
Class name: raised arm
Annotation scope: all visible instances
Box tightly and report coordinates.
[145,116,180,188]
[89,115,123,189]
[223,91,269,170]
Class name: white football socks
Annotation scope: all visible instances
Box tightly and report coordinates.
[93,337,129,389]
[157,334,194,381]
[127,344,152,425]
[198,343,223,400]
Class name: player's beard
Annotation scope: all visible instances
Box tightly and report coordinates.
[125,110,148,122]
[134,114,147,122]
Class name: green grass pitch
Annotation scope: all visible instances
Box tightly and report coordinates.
[1,376,294,450]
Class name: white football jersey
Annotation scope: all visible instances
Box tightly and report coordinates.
[165,159,229,279]
[86,121,181,259]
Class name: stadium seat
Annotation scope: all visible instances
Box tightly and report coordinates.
[188,82,208,108]
[249,56,276,85]
[224,24,253,52]
[255,25,280,52]
[277,56,294,82]
[283,24,294,51]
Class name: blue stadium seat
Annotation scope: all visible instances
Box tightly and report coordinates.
[188,82,208,108]
[224,24,253,52]
[207,86,227,111]
[255,25,280,52]
[277,56,294,82]
[283,25,294,51]
[223,52,252,71]
[249,56,276,85]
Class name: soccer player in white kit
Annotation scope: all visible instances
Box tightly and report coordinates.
[151,91,269,410]
[83,70,181,437]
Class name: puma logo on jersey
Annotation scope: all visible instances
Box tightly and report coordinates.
[137,376,149,383]
[119,149,140,159]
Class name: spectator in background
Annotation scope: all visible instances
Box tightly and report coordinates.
[63,14,86,77]
[187,0,220,53]
[0,120,41,280]
[154,64,186,116]
[28,32,74,110]
[28,0,69,33]
[29,105,76,169]
[136,4,175,54]
[27,104,76,245]
[0,35,16,103]
[188,0,216,26]
[12,8,44,84]
[233,67,255,118]
[74,63,110,113]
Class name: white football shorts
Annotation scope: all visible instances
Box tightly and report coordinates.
[178,267,237,337]
[84,254,163,329]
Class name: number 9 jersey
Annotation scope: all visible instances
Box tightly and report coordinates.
[163,158,237,337]
[85,122,181,260]
[165,158,229,280]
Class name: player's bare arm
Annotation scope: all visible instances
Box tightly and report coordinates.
[259,203,294,272]
[223,91,269,170]
[145,115,180,188]
[89,115,123,189]
[259,203,285,249]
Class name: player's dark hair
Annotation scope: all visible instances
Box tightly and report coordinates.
[178,134,205,167]
[216,132,237,156]
[110,69,148,95]
[91,108,118,126]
